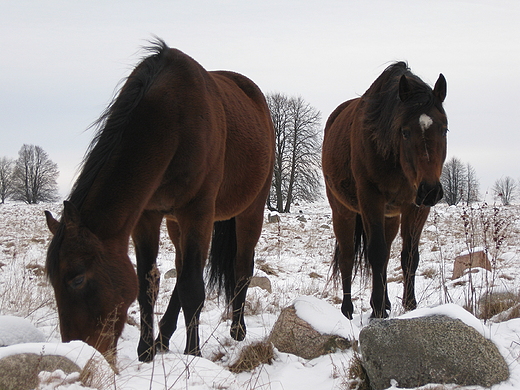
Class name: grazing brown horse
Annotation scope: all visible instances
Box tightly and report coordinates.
[45,39,274,362]
[322,62,447,319]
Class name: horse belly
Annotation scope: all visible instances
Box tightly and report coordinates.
[214,150,272,220]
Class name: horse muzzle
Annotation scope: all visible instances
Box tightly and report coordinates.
[415,181,443,206]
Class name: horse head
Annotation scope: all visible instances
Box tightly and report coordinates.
[45,201,138,357]
[398,73,447,207]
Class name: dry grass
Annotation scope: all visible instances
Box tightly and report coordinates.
[477,291,520,320]
[228,341,274,373]
[344,353,370,390]
[256,260,278,276]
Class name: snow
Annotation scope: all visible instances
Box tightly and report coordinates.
[38,371,97,390]
[294,295,360,339]
[1,201,520,389]
[0,341,109,371]
[0,315,45,346]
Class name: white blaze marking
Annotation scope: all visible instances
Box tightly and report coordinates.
[419,114,433,133]
[419,114,433,161]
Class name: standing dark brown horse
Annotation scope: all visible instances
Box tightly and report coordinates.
[45,39,274,362]
[322,62,447,319]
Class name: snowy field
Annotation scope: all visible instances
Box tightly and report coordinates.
[1,200,520,389]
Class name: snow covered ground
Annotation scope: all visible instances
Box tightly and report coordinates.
[1,200,520,389]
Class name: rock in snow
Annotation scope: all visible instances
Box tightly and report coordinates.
[0,353,81,390]
[268,296,356,359]
[359,314,509,390]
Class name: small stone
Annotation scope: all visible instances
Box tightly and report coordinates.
[268,305,351,359]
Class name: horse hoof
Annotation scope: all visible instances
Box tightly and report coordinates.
[341,300,354,319]
[230,323,246,341]
[403,299,417,311]
[154,337,170,353]
[184,347,202,357]
[137,339,156,362]
[341,307,354,320]
[138,348,155,363]
[155,343,170,353]
[370,309,389,319]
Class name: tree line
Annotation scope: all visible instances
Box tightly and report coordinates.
[0,144,59,204]
[1,108,516,209]
[441,156,519,206]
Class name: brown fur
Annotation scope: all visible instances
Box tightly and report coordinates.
[322,62,447,318]
[45,40,274,361]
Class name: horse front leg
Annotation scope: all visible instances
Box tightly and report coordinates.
[359,193,389,319]
[156,286,181,351]
[132,210,164,363]
[176,211,213,356]
[367,232,389,319]
[400,204,430,311]
[155,219,182,352]
[383,215,401,311]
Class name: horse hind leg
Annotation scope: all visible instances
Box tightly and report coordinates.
[331,207,358,319]
[155,219,182,353]
[230,208,265,341]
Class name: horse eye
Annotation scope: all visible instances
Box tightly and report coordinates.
[402,129,411,140]
[69,274,86,290]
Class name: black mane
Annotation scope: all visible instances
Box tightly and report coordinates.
[68,38,170,209]
[47,39,170,281]
[363,61,442,158]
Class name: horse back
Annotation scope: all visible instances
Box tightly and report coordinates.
[141,50,273,219]
[209,71,275,219]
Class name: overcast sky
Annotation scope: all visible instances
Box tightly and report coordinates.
[1,1,519,200]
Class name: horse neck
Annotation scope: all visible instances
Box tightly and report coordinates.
[76,147,169,242]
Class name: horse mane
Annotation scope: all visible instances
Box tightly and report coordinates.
[68,38,170,209]
[363,61,441,159]
[47,39,170,282]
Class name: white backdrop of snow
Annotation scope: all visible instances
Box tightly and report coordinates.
[1,201,520,389]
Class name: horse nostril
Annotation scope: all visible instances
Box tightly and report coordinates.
[416,182,443,206]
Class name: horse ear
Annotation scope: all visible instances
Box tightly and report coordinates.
[398,75,413,102]
[433,73,447,103]
[45,210,60,235]
[62,201,81,230]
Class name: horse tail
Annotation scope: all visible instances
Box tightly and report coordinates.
[354,214,368,274]
[332,214,367,280]
[208,218,237,304]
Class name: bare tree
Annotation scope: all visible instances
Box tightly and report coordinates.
[493,176,517,206]
[12,144,60,204]
[267,92,291,212]
[440,157,467,206]
[0,157,14,204]
[266,93,322,213]
[465,162,480,204]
